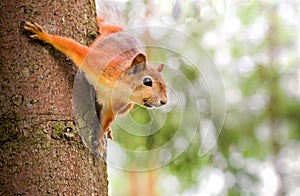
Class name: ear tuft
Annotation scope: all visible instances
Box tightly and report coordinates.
[157,63,164,72]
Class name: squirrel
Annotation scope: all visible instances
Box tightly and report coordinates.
[24,18,168,145]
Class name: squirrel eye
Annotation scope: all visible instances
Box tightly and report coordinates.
[143,77,152,87]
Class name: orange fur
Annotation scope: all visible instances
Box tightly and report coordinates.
[24,22,88,66]
[24,18,167,145]
[24,19,133,138]
[97,17,123,36]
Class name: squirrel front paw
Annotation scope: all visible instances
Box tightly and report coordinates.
[106,127,113,140]
[24,21,47,41]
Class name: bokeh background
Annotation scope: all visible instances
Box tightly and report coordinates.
[96,0,300,195]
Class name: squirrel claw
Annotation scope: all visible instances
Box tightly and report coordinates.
[30,34,39,39]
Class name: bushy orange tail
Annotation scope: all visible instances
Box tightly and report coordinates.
[97,17,122,36]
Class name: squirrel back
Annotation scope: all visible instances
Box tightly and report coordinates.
[82,31,146,86]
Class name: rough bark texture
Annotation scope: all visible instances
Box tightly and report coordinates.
[0,0,108,195]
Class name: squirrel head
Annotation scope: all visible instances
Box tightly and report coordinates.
[118,53,168,108]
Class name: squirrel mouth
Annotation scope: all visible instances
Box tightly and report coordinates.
[143,99,152,108]
[144,102,152,108]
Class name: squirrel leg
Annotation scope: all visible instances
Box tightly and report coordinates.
[24,21,89,67]
[96,17,122,36]
[98,105,115,156]
[101,104,133,140]
[100,106,115,139]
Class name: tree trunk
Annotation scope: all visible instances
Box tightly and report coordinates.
[0,0,108,195]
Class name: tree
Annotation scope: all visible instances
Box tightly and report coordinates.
[0,0,108,194]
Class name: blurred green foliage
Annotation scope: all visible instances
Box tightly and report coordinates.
[100,0,300,195]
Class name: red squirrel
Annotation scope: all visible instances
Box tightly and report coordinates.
[24,18,167,142]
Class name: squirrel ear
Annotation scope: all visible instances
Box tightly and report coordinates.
[125,53,146,75]
[132,53,146,65]
[157,63,164,72]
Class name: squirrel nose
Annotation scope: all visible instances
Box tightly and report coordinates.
[160,100,167,105]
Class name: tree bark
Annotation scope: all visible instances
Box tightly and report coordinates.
[0,0,108,195]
